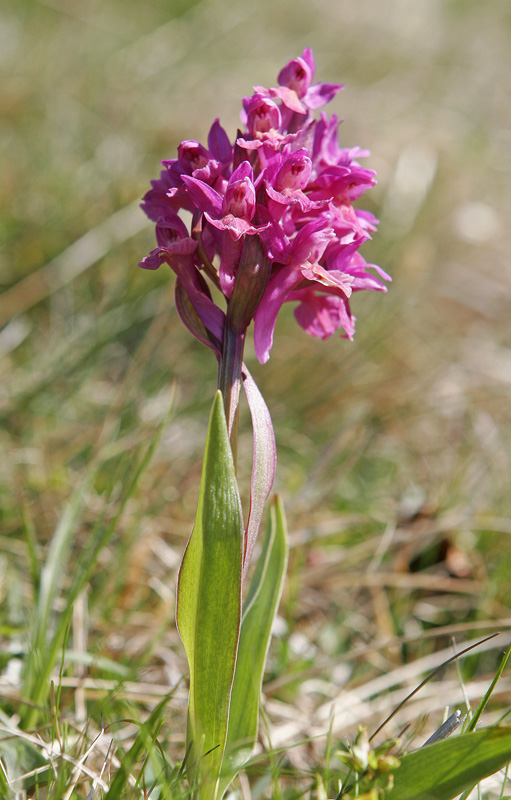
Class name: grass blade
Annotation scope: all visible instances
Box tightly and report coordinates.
[20,392,174,730]
[465,640,511,733]
[104,696,170,799]
[21,474,92,728]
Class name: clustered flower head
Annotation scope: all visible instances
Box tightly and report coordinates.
[140,48,390,364]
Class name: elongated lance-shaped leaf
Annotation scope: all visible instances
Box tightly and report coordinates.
[241,365,276,577]
[176,391,243,799]
[386,726,511,800]
[218,496,288,798]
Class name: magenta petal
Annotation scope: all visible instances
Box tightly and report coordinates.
[269,86,306,114]
[356,209,379,234]
[253,264,299,363]
[176,140,210,172]
[300,264,353,297]
[229,160,254,183]
[176,263,226,343]
[181,174,223,215]
[175,278,223,355]
[305,82,344,110]
[235,137,266,152]
[277,57,313,98]
[290,219,336,266]
[371,263,392,282]
[291,289,355,340]
[265,182,316,212]
[139,236,197,270]
[338,296,355,340]
[344,253,392,290]
[140,239,225,345]
[275,149,312,190]
[292,291,344,338]
[206,212,259,241]
[241,365,276,577]
[155,216,191,246]
[244,93,282,134]
[300,47,315,73]
[141,170,181,223]
[222,167,256,220]
[208,118,232,163]
[138,248,167,270]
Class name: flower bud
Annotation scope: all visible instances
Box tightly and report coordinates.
[227,235,272,334]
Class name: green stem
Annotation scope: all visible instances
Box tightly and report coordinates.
[218,324,245,467]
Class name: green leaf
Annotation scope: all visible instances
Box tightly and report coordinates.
[218,496,288,797]
[386,726,511,800]
[176,391,243,799]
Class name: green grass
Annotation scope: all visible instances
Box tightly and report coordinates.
[1,0,511,796]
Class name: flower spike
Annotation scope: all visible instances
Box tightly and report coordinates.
[140,49,389,364]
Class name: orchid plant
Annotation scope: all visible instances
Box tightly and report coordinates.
[139,49,390,798]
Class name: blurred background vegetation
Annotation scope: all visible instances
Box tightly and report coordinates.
[1,0,511,795]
